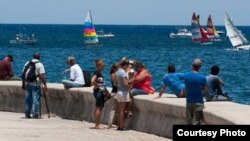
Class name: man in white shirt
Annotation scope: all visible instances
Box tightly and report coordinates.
[62,56,85,89]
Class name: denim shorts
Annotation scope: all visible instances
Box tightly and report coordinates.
[131,88,148,96]
[94,89,105,108]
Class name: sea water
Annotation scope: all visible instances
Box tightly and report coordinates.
[0,24,249,105]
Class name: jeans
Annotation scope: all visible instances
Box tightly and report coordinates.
[62,80,83,89]
[24,84,41,117]
[131,88,147,96]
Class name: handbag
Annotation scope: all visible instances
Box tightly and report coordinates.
[103,88,111,101]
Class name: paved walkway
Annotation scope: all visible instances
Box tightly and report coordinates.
[0,112,171,141]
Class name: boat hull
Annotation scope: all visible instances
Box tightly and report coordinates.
[9,39,37,45]
[236,45,250,50]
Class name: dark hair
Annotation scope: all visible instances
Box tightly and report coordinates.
[211,65,220,75]
[167,64,175,73]
[120,59,129,67]
[7,55,14,62]
[134,61,144,69]
[33,53,40,60]
[110,64,117,74]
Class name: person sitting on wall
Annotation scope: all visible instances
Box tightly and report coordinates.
[154,63,185,99]
[0,55,14,80]
[62,56,85,89]
[204,65,230,101]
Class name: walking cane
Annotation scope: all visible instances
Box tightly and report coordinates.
[42,88,50,118]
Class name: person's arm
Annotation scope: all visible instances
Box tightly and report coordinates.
[218,77,224,86]
[91,74,98,89]
[132,69,148,83]
[154,84,166,99]
[39,73,47,92]
[111,73,117,87]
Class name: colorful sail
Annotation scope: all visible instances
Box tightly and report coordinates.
[191,12,209,43]
[83,10,98,45]
[206,15,220,39]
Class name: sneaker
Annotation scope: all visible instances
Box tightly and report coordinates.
[117,127,126,131]
[32,115,39,119]
[25,115,32,119]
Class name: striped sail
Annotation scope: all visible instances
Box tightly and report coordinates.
[191,13,208,43]
[83,10,98,45]
[191,13,202,42]
[206,15,220,39]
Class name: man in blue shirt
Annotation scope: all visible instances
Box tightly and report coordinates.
[184,58,207,125]
[154,64,185,99]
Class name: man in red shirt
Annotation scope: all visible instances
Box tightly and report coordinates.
[0,55,14,80]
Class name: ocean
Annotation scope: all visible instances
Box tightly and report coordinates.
[0,24,250,105]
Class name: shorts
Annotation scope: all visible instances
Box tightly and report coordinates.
[116,90,130,102]
[94,90,105,108]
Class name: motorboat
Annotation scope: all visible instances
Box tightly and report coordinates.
[96,30,114,38]
[9,33,37,45]
[169,27,192,38]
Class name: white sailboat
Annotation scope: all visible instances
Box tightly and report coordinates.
[224,12,250,50]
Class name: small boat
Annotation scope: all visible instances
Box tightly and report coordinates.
[206,14,222,42]
[9,33,37,45]
[83,10,99,46]
[191,13,212,45]
[224,12,250,50]
[97,30,114,38]
[169,27,192,38]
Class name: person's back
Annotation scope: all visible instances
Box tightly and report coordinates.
[205,65,224,100]
[62,56,85,88]
[70,64,85,84]
[185,71,206,103]
[163,72,185,96]
[184,58,206,125]
[22,53,47,118]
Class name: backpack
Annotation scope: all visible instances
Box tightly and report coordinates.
[82,70,91,87]
[22,61,38,82]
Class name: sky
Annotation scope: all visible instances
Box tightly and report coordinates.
[0,0,249,26]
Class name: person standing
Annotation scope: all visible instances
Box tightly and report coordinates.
[0,55,14,80]
[22,53,47,118]
[184,58,207,125]
[115,60,130,130]
[62,56,85,89]
[91,59,106,129]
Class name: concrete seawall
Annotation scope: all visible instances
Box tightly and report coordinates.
[1,81,250,139]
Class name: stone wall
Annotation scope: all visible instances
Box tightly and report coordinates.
[1,81,250,138]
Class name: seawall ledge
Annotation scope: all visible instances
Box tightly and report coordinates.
[1,81,250,138]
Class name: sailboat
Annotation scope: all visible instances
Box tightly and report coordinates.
[224,12,250,50]
[191,12,211,45]
[206,14,221,41]
[83,10,99,46]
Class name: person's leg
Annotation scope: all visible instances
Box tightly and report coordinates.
[32,85,41,118]
[193,103,204,125]
[94,90,105,129]
[178,89,186,97]
[118,102,126,130]
[24,85,32,118]
[62,80,83,89]
[94,106,102,128]
[127,88,147,116]
[186,103,194,125]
